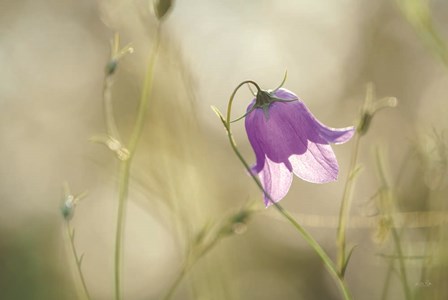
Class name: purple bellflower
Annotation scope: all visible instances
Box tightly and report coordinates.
[244,88,355,207]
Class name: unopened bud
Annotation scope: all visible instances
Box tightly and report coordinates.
[154,0,173,20]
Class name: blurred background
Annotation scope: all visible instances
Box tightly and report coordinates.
[1,0,447,299]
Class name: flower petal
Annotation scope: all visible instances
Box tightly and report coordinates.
[316,125,355,144]
[258,156,293,207]
[245,101,266,173]
[289,142,339,183]
[245,100,308,171]
[245,87,354,205]
[273,88,355,144]
[271,88,299,101]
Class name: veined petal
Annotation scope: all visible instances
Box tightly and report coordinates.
[245,87,354,206]
[316,125,355,144]
[271,88,299,101]
[258,156,293,207]
[300,103,355,144]
[273,88,355,144]
[245,101,266,173]
[245,100,308,170]
[289,142,339,183]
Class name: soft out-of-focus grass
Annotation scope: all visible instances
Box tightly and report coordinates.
[0,219,74,300]
[1,0,448,299]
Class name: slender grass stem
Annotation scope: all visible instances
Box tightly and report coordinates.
[380,149,414,300]
[219,82,352,300]
[114,161,131,300]
[376,149,412,300]
[336,133,361,275]
[103,73,121,140]
[162,222,228,300]
[381,257,395,300]
[113,27,161,300]
[389,225,412,300]
[66,222,92,300]
[163,262,189,300]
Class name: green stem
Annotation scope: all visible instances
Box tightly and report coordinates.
[222,82,352,300]
[376,149,412,300]
[389,225,412,300]
[162,228,224,300]
[381,257,395,300]
[66,223,92,300]
[163,261,190,300]
[128,27,161,155]
[103,72,121,140]
[336,133,361,275]
[114,27,161,300]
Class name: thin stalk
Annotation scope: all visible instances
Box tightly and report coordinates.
[336,133,362,275]
[381,150,416,300]
[162,227,224,300]
[103,72,121,140]
[114,27,161,300]
[66,222,92,300]
[163,261,190,300]
[222,83,352,300]
[376,149,412,300]
[381,257,395,300]
[389,224,412,300]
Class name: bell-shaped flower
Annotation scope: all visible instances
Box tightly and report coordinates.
[245,88,354,207]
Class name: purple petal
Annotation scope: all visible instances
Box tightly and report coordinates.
[258,156,293,207]
[300,105,354,144]
[245,88,354,204]
[245,100,308,170]
[245,101,266,174]
[289,143,339,183]
[274,88,355,144]
[316,125,355,144]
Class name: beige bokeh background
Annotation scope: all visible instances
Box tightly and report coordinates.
[1,0,447,299]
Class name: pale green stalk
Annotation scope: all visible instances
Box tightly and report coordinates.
[163,206,253,300]
[216,81,352,300]
[381,258,395,300]
[163,261,190,300]
[380,150,414,300]
[336,133,361,275]
[103,71,121,140]
[336,83,377,276]
[162,235,221,300]
[376,148,412,300]
[114,27,161,300]
[397,0,448,68]
[389,228,412,300]
[66,222,92,300]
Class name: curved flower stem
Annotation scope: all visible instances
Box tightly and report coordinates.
[114,26,161,300]
[221,82,352,300]
[336,132,361,275]
[65,222,92,300]
[225,80,261,125]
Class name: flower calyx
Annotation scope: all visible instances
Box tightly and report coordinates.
[254,89,298,120]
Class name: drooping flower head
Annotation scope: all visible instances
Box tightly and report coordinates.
[245,87,354,207]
